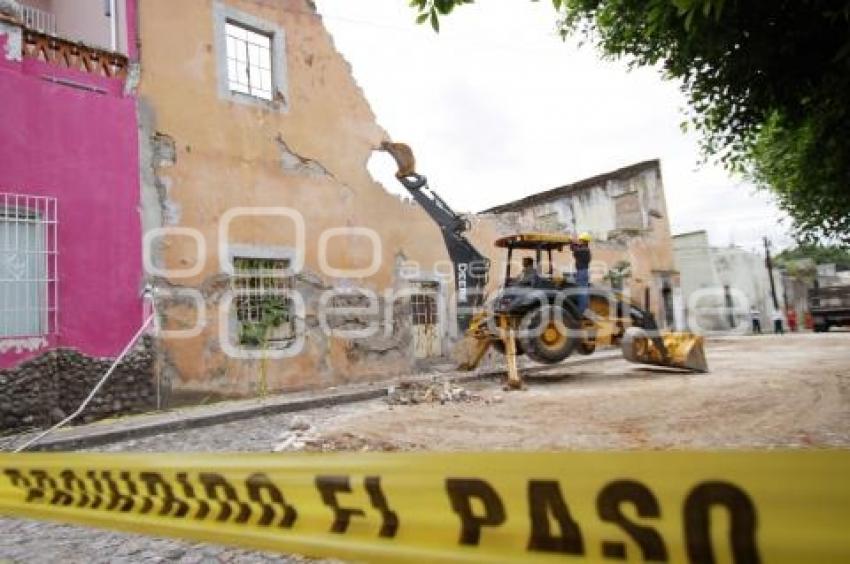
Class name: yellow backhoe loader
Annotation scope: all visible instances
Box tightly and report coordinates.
[381,141,707,389]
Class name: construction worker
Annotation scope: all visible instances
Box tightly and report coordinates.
[750,306,762,334]
[518,256,538,285]
[571,233,592,314]
[787,308,798,332]
[517,257,537,286]
[772,309,785,334]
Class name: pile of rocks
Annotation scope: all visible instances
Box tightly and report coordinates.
[0,337,156,434]
[386,378,481,406]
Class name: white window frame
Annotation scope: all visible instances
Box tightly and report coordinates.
[0,193,58,339]
[225,21,273,101]
[213,2,289,111]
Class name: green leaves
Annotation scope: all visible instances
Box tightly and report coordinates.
[777,244,850,269]
[411,0,476,32]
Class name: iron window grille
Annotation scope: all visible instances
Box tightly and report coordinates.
[410,282,439,326]
[225,21,273,101]
[0,193,58,339]
[231,257,294,348]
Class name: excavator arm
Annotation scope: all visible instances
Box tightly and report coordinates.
[381,142,490,332]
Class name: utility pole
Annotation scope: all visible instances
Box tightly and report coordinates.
[764,237,780,310]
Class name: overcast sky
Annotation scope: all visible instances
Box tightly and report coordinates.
[315,0,793,253]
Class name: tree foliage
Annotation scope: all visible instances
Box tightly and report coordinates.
[408,0,850,244]
[776,244,850,270]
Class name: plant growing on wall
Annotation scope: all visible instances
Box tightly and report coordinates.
[238,295,290,347]
[603,260,632,289]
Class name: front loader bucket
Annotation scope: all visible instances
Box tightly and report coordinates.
[621,327,708,372]
[454,334,491,371]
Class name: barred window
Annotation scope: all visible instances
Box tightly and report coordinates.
[225,22,273,101]
[410,282,439,326]
[0,194,58,338]
[231,257,294,348]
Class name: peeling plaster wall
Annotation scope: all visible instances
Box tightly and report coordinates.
[137,0,502,395]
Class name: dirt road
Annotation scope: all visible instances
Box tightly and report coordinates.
[313,332,850,451]
[1,332,848,563]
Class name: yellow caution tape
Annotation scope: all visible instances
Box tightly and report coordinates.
[1,451,849,563]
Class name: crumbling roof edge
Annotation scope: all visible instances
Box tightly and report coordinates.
[482,158,661,214]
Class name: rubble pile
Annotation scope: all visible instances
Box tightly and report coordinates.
[386,378,482,406]
[273,417,414,452]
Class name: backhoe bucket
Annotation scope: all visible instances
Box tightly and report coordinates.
[621,327,708,372]
[454,334,491,371]
[453,310,494,371]
[380,141,417,178]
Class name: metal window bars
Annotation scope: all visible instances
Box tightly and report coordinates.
[0,193,58,339]
[411,283,439,326]
[224,22,273,101]
[20,3,58,36]
[231,257,294,346]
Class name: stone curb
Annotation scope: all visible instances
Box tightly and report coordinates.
[14,387,390,452]
[7,351,623,452]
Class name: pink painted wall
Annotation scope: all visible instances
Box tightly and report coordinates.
[0,11,142,368]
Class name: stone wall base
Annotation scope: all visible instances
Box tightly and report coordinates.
[0,337,156,434]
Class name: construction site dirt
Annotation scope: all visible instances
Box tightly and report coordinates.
[1,331,849,563]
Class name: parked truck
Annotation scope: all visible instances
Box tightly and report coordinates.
[809,284,850,332]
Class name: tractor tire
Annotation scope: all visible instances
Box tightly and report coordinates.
[519,304,580,364]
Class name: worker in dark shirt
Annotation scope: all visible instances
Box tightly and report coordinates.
[518,257,538,285]
[571,233,592,314]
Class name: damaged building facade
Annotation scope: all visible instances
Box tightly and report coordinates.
[136,0,504,397]
[484,160,683,330]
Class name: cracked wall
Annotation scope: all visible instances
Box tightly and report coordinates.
[137,0,502,396]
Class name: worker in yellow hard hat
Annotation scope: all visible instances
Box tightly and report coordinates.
[571,233,592,314]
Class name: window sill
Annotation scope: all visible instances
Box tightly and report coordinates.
[225,89,287,112]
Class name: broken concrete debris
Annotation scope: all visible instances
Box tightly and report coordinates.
[386,378,483,406]
[273,417,415,452]
[272,416,319,452]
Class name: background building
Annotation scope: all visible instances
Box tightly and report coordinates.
[484,159,682,329]
[673,231,785,332]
